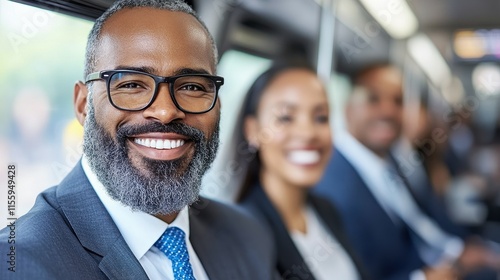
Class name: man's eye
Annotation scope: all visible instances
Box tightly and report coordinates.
[277,115,292,123]
[315,115,329,123]
[368,94,379,104]
[180,84,205,91]
[119,82,143,89]
[394,97,403,106]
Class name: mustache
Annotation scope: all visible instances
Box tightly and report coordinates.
[116,121,205,142]
[371,117,400,126]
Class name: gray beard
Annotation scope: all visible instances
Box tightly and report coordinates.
[82,102,219,215]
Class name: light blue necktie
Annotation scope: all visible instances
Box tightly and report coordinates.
[154,226,196,280]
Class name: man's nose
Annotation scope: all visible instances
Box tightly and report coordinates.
[142,84,185,123]
[379,98,401,118]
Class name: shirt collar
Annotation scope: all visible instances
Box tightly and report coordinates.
[81,156,191,260]
[335,129,389,173]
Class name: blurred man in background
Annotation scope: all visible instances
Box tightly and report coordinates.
[315,63,500,280]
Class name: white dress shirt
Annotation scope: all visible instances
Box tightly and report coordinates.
[335,131,464,279]
[290,206,360,280]
[81,156,209,280]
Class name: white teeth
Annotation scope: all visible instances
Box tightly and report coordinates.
[288,150,321,165]
[134,138,186,150]
[156,140,163,149]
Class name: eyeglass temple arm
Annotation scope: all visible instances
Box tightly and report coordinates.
[85,72,102,83]
[216,78,224,86]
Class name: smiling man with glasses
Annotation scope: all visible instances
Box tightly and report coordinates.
[0,1,276,279]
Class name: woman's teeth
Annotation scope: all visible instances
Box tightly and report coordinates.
[288,150,321,165]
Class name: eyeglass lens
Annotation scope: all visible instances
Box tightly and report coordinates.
[108,72,217,112]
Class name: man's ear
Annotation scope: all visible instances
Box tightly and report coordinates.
[244,116,259,149]
[74,81,88,126]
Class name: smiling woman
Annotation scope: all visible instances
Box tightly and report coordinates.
[231,64,368,280]
[0,1,92,222]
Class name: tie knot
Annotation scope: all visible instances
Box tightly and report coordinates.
[165,226,186,240]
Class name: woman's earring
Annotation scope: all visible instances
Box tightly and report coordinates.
[248,142,259,153]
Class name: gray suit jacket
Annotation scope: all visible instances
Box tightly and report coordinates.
[0,163,276,279]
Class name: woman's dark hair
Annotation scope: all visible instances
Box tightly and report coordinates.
[229,62,316,202]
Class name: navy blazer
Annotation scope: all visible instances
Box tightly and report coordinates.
[241,183,369,280]
[0,162,277,280]
[313,148,468,280]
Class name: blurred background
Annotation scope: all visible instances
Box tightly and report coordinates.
[1,0,500,238]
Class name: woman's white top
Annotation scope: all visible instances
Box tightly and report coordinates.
[290,206,360,280]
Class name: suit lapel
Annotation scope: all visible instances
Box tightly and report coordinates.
[56,163,148,280]
[98,239,148,280]
[339,151,406,232]
[247,185,315,279]
[189,199,241,279]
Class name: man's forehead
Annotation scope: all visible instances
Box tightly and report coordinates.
[351,83,402,103]
[98,8,207,45]
[355,68,401,95]
[102,7,198,30]
[93,7,214,73]
[360,67,402,85]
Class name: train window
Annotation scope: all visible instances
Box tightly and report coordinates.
[201,50,271,201]
[327,72,352,132]
[0,1,92,219]
[214,50,271,150]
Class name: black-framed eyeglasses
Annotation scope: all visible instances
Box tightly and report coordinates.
[85,70,224,114]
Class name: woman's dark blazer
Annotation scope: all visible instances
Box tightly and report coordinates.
[240,183,369,280]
